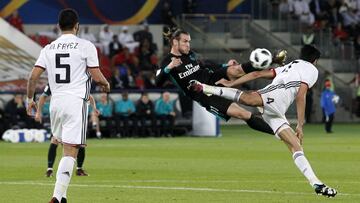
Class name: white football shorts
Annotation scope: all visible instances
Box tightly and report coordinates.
[50,94,89,146]
[258,89,291,138]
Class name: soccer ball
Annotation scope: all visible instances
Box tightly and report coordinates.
[249,48,273,69]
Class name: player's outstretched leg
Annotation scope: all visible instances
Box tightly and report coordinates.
[188,80,242,102]
[279,127,337,198]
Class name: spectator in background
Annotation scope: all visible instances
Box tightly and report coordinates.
[339,0,359,37]
[119,26,140,53]
[155,92,175,136]
[133,23,154,44]
[5,94,36,129]
[95,93,114,138]
[327,0,340,27]
[109,35,123,59]
[99,25,114,56]
[110,68,124,89]
[309,0,330,29]
[320,80,338,133]
[333,22,349,43]
[301,26,316,45]
[7,10,24,32]
[136,93,156,136]
[80,26,97,43]
[114,92,137,137]
[111,47,139,87]
[137,38,158,88]
[279,0,292,15]
[290,0,315,26]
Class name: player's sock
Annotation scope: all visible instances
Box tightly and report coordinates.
[53,156,75,201]
[203,85,243,102]
[77,147,85,169]
[48,143,58,168]
[245,114,273,134]
[293,151,323,186]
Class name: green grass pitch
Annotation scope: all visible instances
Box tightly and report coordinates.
[0,124,359,202]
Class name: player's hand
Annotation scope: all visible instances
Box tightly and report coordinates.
[215,78,233,87]
[93,109,100,117]
[34,111,42,123]
[227,59,239,66]
[295,125,304,145]
[26,100,37,117]
[168,57,182,69]
[101,82,110,92]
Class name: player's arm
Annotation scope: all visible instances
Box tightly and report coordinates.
[88,68,110,92]
[216,68,275,88]
[89,95,100,116]
[35,94,48,123]
[295,83,308,145]
[26,67,45,116]
[155,57,182,87]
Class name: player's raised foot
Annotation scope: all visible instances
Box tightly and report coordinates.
[188,80,217,96]
[76,168,89,176]
[272,49,287,65]
[314,184,337,198]
[45,169,53,177]
[61,197,67,203]
[188,80,203,92]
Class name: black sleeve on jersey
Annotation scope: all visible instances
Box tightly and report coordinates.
[190,51,223,71]
[241,61,259,74]
[155,68,169,87]
[155,56,172,87]
[42,84,51,97]
[198,59,223,71]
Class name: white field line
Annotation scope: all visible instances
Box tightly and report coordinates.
[0,181,359,197]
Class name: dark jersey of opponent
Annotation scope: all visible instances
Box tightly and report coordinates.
[156,51,229,120]
[156,51,226,99]
[156,51,261,120]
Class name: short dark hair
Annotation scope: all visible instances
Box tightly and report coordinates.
[299,45,321,63]
[58,8,79,31]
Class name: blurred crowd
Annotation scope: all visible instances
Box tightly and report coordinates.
[272,0,360,58]
[0,92,179,138]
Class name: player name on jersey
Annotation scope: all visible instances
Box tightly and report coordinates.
[49,42,79,50]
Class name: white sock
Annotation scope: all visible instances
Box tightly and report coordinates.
[293,151,322,186]
[53,156,75,201]
[204,85,242,102]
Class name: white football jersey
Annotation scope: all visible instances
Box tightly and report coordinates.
[258,59,318,110]
[35,34,99,100]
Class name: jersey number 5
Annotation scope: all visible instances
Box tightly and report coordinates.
[55,53,70,83]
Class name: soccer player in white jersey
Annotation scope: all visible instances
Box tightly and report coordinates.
[26,8,110,203]
[190,45,337,197]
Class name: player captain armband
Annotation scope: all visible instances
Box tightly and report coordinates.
[164,66,171,73]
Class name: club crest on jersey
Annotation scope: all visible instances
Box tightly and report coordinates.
[178,64,200,79]
[189,54,196,61]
